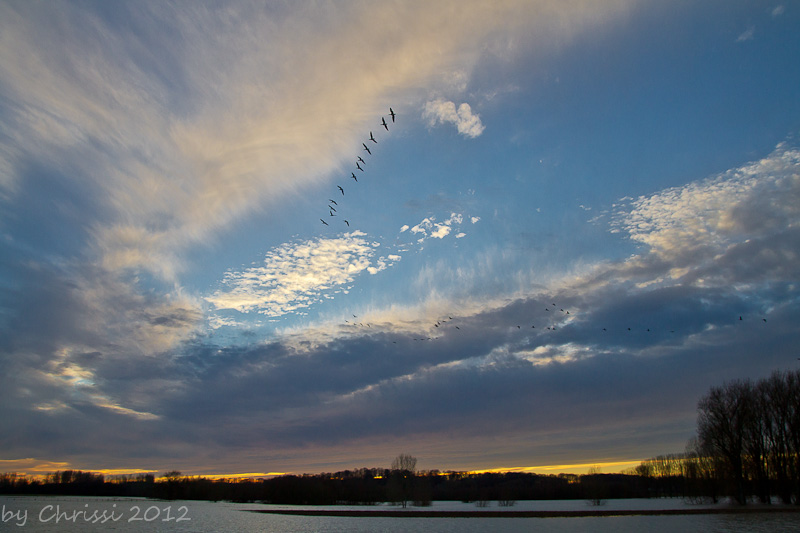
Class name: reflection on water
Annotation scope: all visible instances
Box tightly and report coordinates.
[0,496,795,532]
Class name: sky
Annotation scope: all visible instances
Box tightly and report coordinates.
[1,0,799,478]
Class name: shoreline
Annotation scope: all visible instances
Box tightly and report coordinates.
[248,507,800,518]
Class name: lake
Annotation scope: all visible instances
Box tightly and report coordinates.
[1,496,796,532]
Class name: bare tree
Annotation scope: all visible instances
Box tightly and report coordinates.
[389,454,417,508]
[697,379,752,505]
[391,453,417,473]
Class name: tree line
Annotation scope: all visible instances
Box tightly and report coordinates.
[0,467,646,505]
[632,368,800,505]
[3,369,799,506]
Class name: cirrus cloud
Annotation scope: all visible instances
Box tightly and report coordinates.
[207,232,380,317]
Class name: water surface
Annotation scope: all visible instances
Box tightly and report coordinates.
[1,495,794,532]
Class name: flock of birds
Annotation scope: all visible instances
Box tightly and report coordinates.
[310,107,775,349]
[320,107,396,228]
[340,304,769,343]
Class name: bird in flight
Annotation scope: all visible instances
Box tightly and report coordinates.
[329,199,338,205]
[338,185,344,195]
[320,218,328,226]
[381,117,388,131]
[369,131,377,143]
[356,162,364,172]
[329,205,336,212]
[357,156,365,164]
[389,107,396,122]
[362,143,371,155]
[351,173,358,182]
[344,220,350,226]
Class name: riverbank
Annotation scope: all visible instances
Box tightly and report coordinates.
[251,506,800,518]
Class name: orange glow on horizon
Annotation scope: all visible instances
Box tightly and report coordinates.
[466,460,642,476]
[192,472,285,480]
[3,456,645,481]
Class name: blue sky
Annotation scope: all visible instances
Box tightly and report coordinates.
[1,0,799,477]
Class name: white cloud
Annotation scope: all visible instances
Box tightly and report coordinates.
[411,218,433,235]
[368,254,402,275]
[405,213,469,244]
[400,225,410,233]
[423,98,485,138]
[431,225,452,239]
[772,5,785,17]
[471,216,481,224]
[207,232,379,316]
[736,26,755,42]
[611,142,800,279]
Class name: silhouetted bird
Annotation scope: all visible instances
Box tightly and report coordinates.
[362,143,371,155]
[329,199,338,205]
[329,210,336,216]
[381,117,388,130]
[389,107,396,122]
[320,219,328,226]
[357,156,365,164]
[338,185,344,195]
[369,131,377,143]
[356,162,364,171]
[329,205,336,212]
[351,173,358,181]
[344,220,349,226]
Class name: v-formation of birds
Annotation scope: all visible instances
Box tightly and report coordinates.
[320,107,396,228]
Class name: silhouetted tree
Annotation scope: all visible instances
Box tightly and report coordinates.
[389,454,417,508]
[697,379,752,504]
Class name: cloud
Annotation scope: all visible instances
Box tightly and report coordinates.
[431,225,453,239]
[610,142,800,284]
[209,210,469,325]
[736,26,755,42]
[772,5,785,17]
[423,98,486,138]
[368,254,402,275]
[405,212,469,246]
[207,232,379,316]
